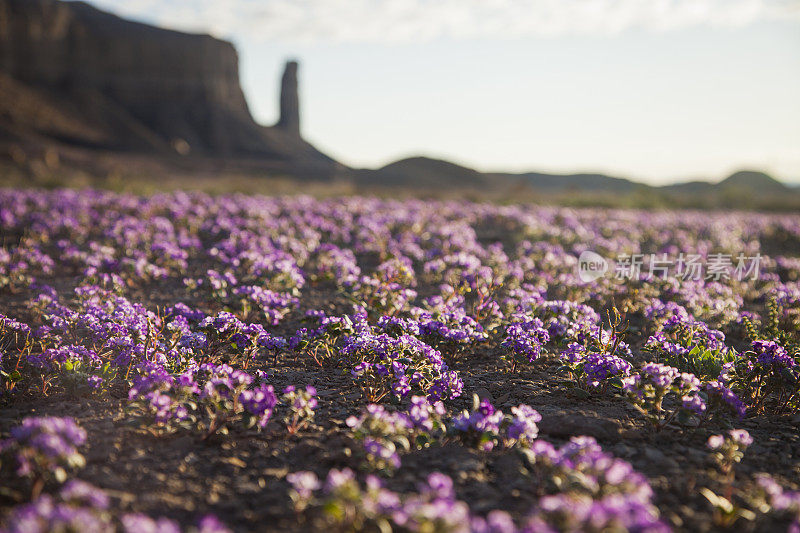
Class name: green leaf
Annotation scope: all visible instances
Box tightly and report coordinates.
[322,501,344,521]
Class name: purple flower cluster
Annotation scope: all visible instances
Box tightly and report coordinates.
[731,340,799,414]
[128,363,283,435]
[662,314,727,352]
[282,385,318,434]
[378,308,489,351]
[407,394,447,432]
[288,468,471,532]
[0,313,32,342]
[416,309,488,347]
[506,404,542,446]
[583,352,633,388]
[1,481,112,533]
[240,383,278,428]
[306,244,361,286]
[128,364,194,422]
[346,396,446,470]
[340,331,462,402]
[501,317,551,368]
[0,416,86,485]
[643,313,732,383]
[1,479,230,533]
[756,474,800,532]
[703,380,747,418]
[534,300,600,343]
[529,493,669,533]
[559,343,632,390]
[707,429,753,475]
[350,262,419,317]
[622,363,711,427]
[452,397,541,452]
[3,286,288,400]
[347,396,542,471]
[708,428,753,450]
[289,435,665,532]
[751,340,795,368]
[289,312,368,366]
[643,299,692,325]
[347,404,412,470]
[452,399,506,451]
[232,285,297,325]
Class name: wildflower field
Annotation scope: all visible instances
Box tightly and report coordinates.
[0,188,799,532]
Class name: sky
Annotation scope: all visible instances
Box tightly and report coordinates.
[89,0,800,185]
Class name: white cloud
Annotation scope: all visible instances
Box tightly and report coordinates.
[94,0,800,43]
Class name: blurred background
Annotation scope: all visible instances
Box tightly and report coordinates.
[0,0,798,208]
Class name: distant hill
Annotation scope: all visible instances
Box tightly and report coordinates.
[354,156,648,192]
[355,156,793,198]
[355,157,488,187]
[490,170,650,192]
[663,170,789,196]
[718,170,789,192]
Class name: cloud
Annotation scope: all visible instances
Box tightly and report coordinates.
[93,0,800,43]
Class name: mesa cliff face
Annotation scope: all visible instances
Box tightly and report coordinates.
[0,0,336,175]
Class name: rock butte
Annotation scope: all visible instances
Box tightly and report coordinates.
[0,0,336,177]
